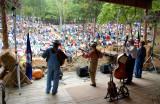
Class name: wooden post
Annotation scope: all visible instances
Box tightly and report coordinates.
[143,9,148,44]
[0,0,9,49]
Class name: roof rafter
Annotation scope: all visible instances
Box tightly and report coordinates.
[96,0,152,9]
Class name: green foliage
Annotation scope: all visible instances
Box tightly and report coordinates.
[44,0,59,19]
[150,0,160,12]
[16,0,103,23]
[5,0,160,24]
[20,0,47,18]
[98,3,144,24]
[98,3,118,24]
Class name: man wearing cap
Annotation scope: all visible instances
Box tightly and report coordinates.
[125,39,137,85]
[42,40,68,95]
[134,41,146,78]
[82,42,103,87]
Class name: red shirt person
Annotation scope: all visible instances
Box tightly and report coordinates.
[82,42,103,87]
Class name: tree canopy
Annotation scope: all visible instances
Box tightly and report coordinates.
[4,0,102,24]
[3,0,160,25]
[98,0,160,24]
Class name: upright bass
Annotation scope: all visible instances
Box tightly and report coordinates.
[113,35,129,79]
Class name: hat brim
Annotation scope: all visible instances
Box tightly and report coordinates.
[90,44,97,47]
[53,42,61,45]
[128,40,134,43]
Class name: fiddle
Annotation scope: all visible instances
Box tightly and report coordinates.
[79,48,89,54]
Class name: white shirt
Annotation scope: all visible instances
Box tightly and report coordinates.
[125,45,137,59]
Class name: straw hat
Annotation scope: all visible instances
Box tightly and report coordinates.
[128,39,134,43]
[90,42,97,47]
[53,40,61,45]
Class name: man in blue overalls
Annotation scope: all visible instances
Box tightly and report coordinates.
[42,40,68,95]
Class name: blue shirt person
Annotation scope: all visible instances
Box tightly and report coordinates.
[42,40,68,95]
[134,41,146,78]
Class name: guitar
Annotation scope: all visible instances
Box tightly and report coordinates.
[105,69,118,101]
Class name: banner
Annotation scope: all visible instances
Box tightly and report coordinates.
[26,32,32,80]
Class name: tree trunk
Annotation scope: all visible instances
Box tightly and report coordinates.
[139,22,142,40]
[130,22,133,39]
[125,22,127,35]
[116,9,121,53]
[117,21,119,53]
[32,0,35,24]
[1,0,9,49]
[83,20,85,42]
[19,10,21,26]
[93,18,95,36]
[60,0,63,32]
[77,21,79,41]
[40,0,42,21]
[151,22,157,54]
[143,9,148,45]
[57,0,63,32]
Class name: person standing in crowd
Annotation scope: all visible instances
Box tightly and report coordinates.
[42,40,68,95]
[81,42,103,87]
[134,41,146,78]
[125,39,137,85]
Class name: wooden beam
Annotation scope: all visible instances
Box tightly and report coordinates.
[96,0,152,9]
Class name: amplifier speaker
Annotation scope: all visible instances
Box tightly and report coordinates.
[76,66,89,77]
[100,64,113,74]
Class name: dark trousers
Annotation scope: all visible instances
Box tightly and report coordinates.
[134,58,144,78]
[126,55,135,83]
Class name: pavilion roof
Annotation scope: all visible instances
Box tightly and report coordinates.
[96,0,152,9]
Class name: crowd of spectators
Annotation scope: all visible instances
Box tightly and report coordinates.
[0,15,152,57]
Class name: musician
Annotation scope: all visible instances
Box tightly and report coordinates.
[81,42,103,87]
[134,41,146,78]
[42,40,68,95]
[125,39,137,85]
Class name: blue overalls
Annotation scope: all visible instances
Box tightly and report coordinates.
[134,47,146,78]
[134,56,144,78]
[46,49,60,94]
